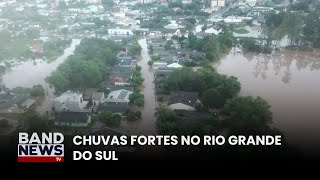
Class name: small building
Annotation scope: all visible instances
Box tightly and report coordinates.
[30,43,44,54]
[108,28,133,36]
[92,92,105,106]
[53,91,92,112]
[168,91,199,111]
[54,112,92,127]
[105,89,133,104]
[97,104,129,116]
[153,62,168,70]
[167,62,182,69]
[155,67,174,79]
[109,66,133,85]
[204,27,222,36]
[20,98,36,111]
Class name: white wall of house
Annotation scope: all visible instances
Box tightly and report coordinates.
[54,116,91,127]
[108,28,133,35]
[168,103,195,111]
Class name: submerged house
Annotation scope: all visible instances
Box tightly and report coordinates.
[168,91,200,111]
[54,112,92,127]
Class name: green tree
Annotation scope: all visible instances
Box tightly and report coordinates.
[147,61,153,66]
[127,110,138,121]
[201,88,224,108]
[303,12,320,48]
[129,91,145,106]
[155,106,177,134]
[30,84,45,97]
[100,110,120,126]
[22,111,49,133]
[129,43,142,56]
[223,96,273,134]
[25,29,40,39]
[135,111,142,119]
[46,38,121,92]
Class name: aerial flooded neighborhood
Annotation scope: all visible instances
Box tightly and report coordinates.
[0,0,319,158]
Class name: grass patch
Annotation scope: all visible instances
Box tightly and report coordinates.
[234,28,249,34]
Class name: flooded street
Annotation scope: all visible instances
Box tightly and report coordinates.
[1,39,81,112]
[118,38,158,135]
[216,48,320,153]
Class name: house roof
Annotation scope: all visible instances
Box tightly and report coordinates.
[92,92,104,101]
[55,112,90,124]
[97,104,129,114]
[101,83,134,92]
[0,94,29,109]
[110,66,133,79]
[167,62,183,68]
[105,89,133,103]
[54,91,82,103]
[119,60,132,66]
[20,98,36,108]
[168,103,195,111]
[155,67,174,77]
[168,91,199,106]
[174,110,212,127]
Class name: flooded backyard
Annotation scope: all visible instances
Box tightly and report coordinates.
[216,48,320,153]
[0,39,81,112]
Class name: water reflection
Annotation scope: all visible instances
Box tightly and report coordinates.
[217,48,320,152]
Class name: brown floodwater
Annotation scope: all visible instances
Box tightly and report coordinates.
[216,48,320,153]
[1,39,81,112]
[118,38,158,135]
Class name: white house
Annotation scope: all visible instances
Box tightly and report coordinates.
[204,27,222,35]
[165,20,185,30]
[153,62,168,70]
[211,0,225,8]
[168,103,196,111]
[140,0,154,4]
[108,28,133,35]
[167,62,183,69]
[105,89,133,104]
[53,91,92,112]
[54,112,92,127]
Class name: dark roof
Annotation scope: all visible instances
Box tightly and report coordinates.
[168,91,199,106]
[161,28,178,34]
[174,110,212,128]
[0,94,29,109]
[55,112,91,124]
[10,87,31,95]
[101,83,134,91]
[117,56,132,61]
[109,66,133,79]
[118,60,132,66]
[155,68,174,78]
[98,104,129,114]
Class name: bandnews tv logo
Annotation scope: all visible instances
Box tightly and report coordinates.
[18,132,64,162]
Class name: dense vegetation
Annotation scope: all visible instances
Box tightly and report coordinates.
[46,38,122,93]
[155,105,219,135]
[44,39,72,60]
[99,110,121,127]
[129,43,142,56]
[158,67,241,107]
[264,2,320,48]
[174,31,233,65]
[30,84,45,97]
